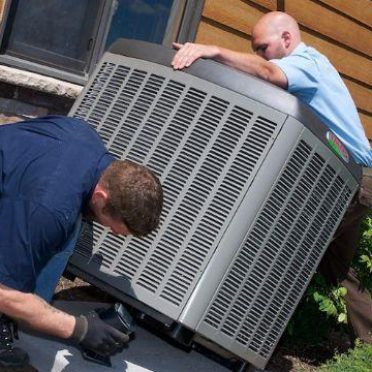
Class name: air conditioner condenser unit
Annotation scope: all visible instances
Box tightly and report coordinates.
[67,39,361,369]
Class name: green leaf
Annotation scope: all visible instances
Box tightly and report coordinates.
[337,313,346,324]
[319,299,337,316]
[337,287,347,297]
[313,292,326,302]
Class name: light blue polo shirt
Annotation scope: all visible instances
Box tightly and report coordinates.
[271,42,372,167]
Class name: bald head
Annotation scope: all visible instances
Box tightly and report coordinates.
[251,11,301,60]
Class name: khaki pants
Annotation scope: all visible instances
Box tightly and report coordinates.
[319,194,372,343]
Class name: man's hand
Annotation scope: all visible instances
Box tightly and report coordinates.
[171,42,219,70]
[72,312,129,356]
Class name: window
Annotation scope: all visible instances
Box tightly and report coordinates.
[1,0,103,75]
[0,0,204,84]
[106,0,175,46]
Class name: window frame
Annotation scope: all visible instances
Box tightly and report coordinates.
[0,0,204,85]
[0,0,115,84]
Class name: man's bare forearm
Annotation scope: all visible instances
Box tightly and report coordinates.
[0,284,75,339]
[214,47,288,88]
[172,42,288,89]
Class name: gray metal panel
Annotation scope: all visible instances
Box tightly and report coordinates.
[68,49,360,368]
[179,117,305,328]
[196,122,358,368]
[69,53,287,319]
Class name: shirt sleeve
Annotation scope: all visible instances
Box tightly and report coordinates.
[270,54,320,104]
[0,197,66,291]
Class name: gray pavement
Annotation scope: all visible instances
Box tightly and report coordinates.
[17,301,230,372]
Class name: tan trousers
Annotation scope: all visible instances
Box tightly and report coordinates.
[318,196,372,343]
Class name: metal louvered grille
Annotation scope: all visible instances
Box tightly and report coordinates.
[68,48,360,369]
[201,139,352,359]
[71,56,285,314]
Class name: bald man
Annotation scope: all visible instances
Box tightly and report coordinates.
[172,11,372,344]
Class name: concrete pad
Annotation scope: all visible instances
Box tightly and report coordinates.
[17,301,230,372]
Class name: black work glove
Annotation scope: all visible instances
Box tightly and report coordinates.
[71,311,129,356]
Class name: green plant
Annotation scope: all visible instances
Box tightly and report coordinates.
[309,210,372,325]
[354,211,372,292]
[318,340,372,371]
[360,254,372,272]
[284,275,339,347]
[312,285,347,324]
[284,211,372,346]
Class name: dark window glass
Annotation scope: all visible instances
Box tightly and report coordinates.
[3,0,102,74]
[105,0,174,48]
[0,0,199,83]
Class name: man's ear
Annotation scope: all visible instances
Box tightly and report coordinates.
[91,184,109,209]
[282,31,291,48]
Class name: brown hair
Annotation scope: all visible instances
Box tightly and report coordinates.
[101,160,163,236]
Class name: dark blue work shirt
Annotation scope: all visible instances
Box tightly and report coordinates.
[0,116,114,292]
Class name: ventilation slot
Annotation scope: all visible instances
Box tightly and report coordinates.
[203,139,351,359]
[137,111,277,305]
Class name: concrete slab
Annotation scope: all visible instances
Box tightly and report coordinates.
[17,301,230,372]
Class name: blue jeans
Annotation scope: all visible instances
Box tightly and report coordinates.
[34,217,82,302]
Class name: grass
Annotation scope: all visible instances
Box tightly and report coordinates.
[318,341,372,371]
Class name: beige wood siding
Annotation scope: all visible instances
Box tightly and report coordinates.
[196,0,372,139]
[0,0,4,21]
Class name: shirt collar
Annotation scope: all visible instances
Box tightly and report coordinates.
[85,152,115,205]
[291,42,307,55]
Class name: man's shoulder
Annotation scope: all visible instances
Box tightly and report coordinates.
[271,43,318,71]
[0,115,96,140]
[38,115,104,148]
[286,43,318,59]
[38,115,96,136]
[291,43,328,63]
